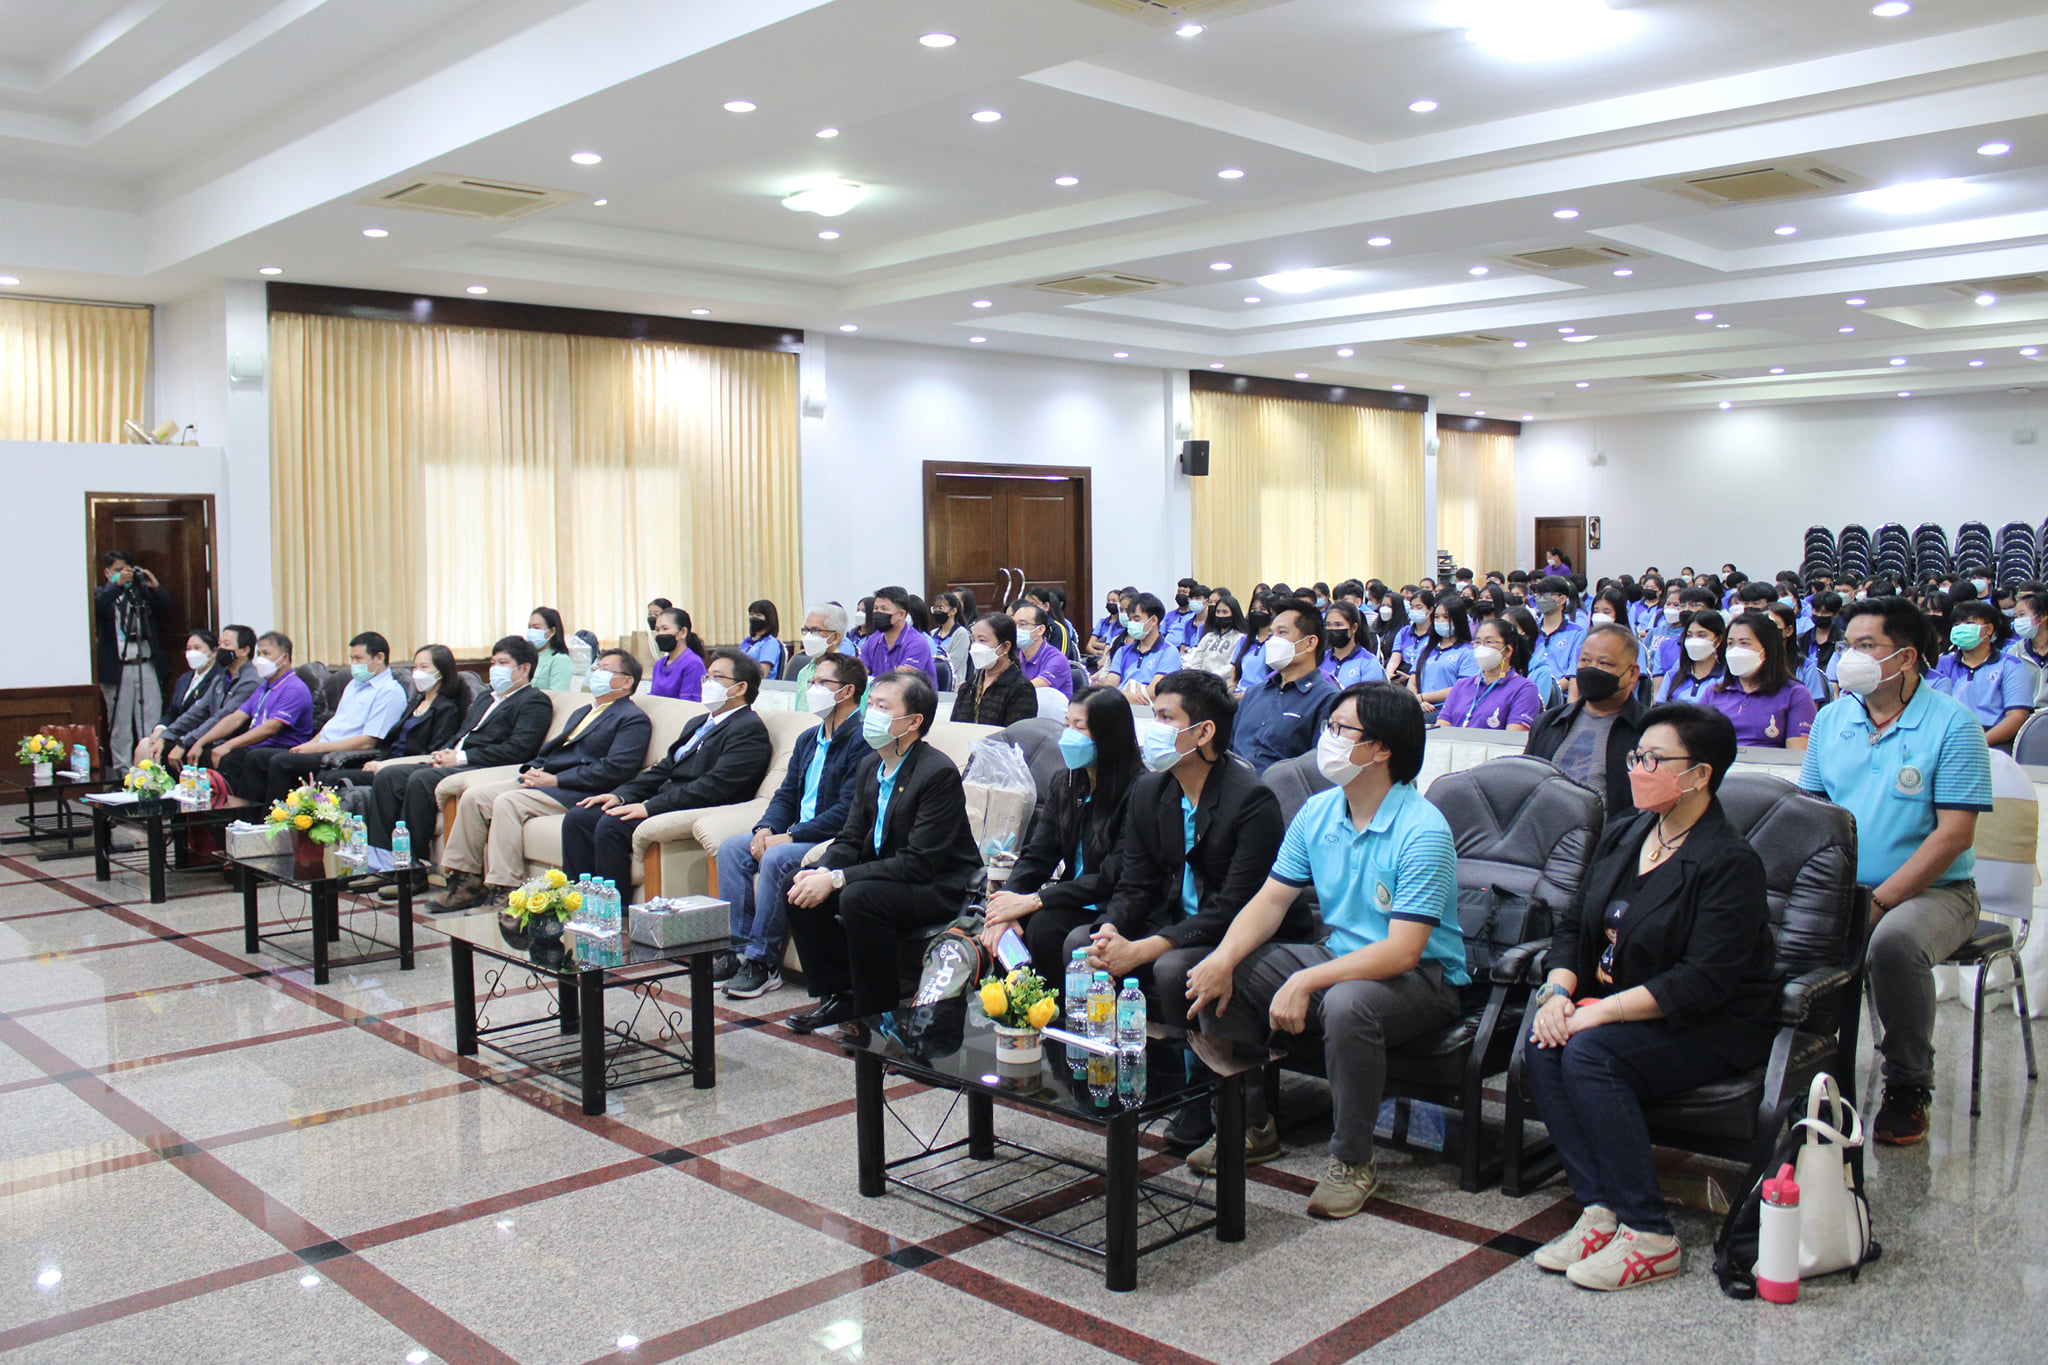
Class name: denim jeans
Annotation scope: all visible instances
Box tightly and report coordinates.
[1522,1020,1742,1234]
[715,834,817,966]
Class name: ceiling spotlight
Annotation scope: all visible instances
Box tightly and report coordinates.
[258,266,282,276]
[1557,326,1575,334]
[1176,22,1205,37]
[690,308,710,315]
[817,230,840,239]
[0,276,17,286]
[1563,334,1596,342]
[1217,168,1245,179]
[362,228,388,238]
[1391,383,1406,390]
[1053,175,1079,186]
[1774,225,1798,236]
[1209,261,1233,271]
[969,336,986,343]
[466,285,488,295]
[781,178,867,216]
[1521,414,1534,421]
[1871,1,1911,15]
[1336,347,1355,357]
[1294,371,1309,379]
[1970,359,1986,366]
[1716,323,1730,328]
[839,324,859,332]
[1977,292,1998,306]
[1258,268,1355,293]
[1897,390,1912,397]
[1719,401,1733,410]
[1612,267,1633,277]
[1890,357,1908,366]
[1474,409,1486,416]
[570,152,603,165]
[1458,390,1473,397]
[816,128,839,139]
[1846,296,1867,305]
[918,32,957,47]
[1512,339,1529,348]
[1770,366,1786,374]
[723,100,757,113]
[1462,0,1638,61]
[1113,351,1129,358]
[971,299,992,308]
[1367,236,1392,247]
[1694,311,1714,321]
[1856,178,1976,214]
[1242,296,1261,303]
[1469,266,1490,276]
[2022,347,2040,356]
[1978,141,2012,157]
[592,198,608,206]
[1210,361,1225,368]
[1553,208,1580,219]
[971,110,1002,123]
[1839,326,1856,333]
[1576,381,1590,388]
[1408,99,1438,113]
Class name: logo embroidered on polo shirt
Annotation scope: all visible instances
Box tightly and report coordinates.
[1374,881,1393,909]
[1896,764,1924,795]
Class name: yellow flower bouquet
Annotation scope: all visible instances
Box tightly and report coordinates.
[978,967,1059,1064]
[17,733,66,772]
[266,782,347,845]
[122,759,176,799]
[505,867,582,933]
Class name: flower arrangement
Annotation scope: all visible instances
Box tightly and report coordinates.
[978,968,1060,1032]
[266,782,346,844]
[506,868,583,929]
[17,734,65,769]
[123,760,176,798]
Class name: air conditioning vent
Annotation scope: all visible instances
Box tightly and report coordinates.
[1944,274,2048,299]
[1646,160,1863,206]
[1499,244,1649,271]
[1065,0,1281,22]
[1402,332,1509,350]
[1642,372,1726,384]
[1025,272,1175,297]
[362,173,581,221]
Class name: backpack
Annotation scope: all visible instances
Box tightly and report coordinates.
[1713,1071,1881,1299]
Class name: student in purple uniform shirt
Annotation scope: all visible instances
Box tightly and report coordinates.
[1320,602,1386,687]
[1660,608,1726,704]
[1704,612,1815,749]
[857,585,937,685]
[1932,600,2034,747]
[648,607,708,700]
[196,631,318,798]
[1436,617,1543,731]
[1011,600,1075,699]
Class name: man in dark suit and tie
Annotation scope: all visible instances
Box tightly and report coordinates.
[560,649,772,890]
[432,650,655,910]
[782,668,983,1032]
[366,636,554,855]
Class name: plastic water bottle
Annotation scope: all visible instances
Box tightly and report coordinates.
[1086,971,1113,1043]
[1087,1049,1114,1104]
[1065,949,1091,1027]
[1116,978,1146,1053]
[195,768,212,809]
[70,743,89,778]
[391,820,412,870]
[1117,1047,1146,1103]
[601,879,621,938]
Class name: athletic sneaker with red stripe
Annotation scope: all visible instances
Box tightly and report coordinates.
[1565,1225,1682,1291]
[1534,1205,1618,1272]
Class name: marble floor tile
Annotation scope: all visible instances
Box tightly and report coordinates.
[0,907,158,957]
[15,975,339,1070]
[0,938,243,1012]
[0,1081,154,1175]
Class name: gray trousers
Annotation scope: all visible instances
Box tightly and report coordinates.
[103,665,163,770]
[1156,941,1460,1163]
[1868,879,1981,1090]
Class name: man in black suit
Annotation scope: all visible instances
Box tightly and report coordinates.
[433,650,654,910]
[94,549,174,769]
[366,636,554,855]
[782,668,983,1032]
[560,649,772,890]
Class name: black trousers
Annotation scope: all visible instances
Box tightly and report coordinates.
[1022,902,1108,999]
[369,762,474,850]
[260,751,361,803]
[217,745,287,801]
[558,804,644,889]
[786,876,961,1014]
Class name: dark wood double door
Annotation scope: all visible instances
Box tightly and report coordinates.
[923,462,1090,615]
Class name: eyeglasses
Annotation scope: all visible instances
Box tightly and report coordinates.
[1323,719,1368,742]
[1624,749,1693,772]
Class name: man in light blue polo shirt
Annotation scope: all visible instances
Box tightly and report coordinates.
[1095,591,1182,702]
[256,630,408,801]
[1798,597,1992,1146]
[1174,682,1466,1220]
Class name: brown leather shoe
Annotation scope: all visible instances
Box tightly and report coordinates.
[430,871,491,912]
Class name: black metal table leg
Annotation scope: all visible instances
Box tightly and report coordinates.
[452,942,477,1055]
[1105,1110,1139,1291]
[396,868,415,971]
[312,882,333,985]
[559,966,581,1034]
[93,802,111,882]
[242,865,260,954]
[967,1090,996,1159]
[145,809,167,904]
[578,969,606,1115]
[1216,1071,1246,1243]
[855,1051,885,1197]
[691,951,716,1089]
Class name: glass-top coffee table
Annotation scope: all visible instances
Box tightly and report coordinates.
[231,846,422,986]
[436,912,728,1116]
[86,792,253,903]
[0,771,115,860]
[839,1007,1277,1291]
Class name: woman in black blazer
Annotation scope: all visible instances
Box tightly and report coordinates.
[1521,702,1776,1292]
[980,686,1139,984]
[324,646,467,786]
[950,612,1040,728]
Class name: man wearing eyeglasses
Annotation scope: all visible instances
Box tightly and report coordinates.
[1524,623,1646,816]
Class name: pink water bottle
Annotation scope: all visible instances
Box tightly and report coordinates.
[1756,1162,1802,1304]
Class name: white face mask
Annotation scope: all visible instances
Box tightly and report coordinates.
[1016,625,1038,651]
[1724,645,1763,679]
[1837,646,1901,696]
[1378,604,1394,621]
[488,663,514,692]
[411,667,437,691]
[1472,644,1504,674]
[1683,636,1718,663]
[2018,616,2040,641]
[800,632,829,658]
[700,678,731,709]
[253,654,280,680]
[969,641,1000,670]
[1663,605,1681,625]
[1263,634,1299,669]
[185,648,210,671]
[806,683,842,715]
[1591,611,1615,625]
[1316,728,1367,785]
[586,668,614,695]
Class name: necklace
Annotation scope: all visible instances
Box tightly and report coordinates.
[1648,807,1702,862]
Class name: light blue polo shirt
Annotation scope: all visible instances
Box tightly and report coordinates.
[1180,794,1199,920]
[872,758,902,852]
[1798,682,1993,887]
[799,732,832,824]
[1929,652,2033,729]
[1270,783,1469,987]
[1109,637,1182,688]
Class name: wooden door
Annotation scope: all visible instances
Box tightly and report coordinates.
[924,463,1091,615]
[86,495,217,647]
[1532,516,1587,578]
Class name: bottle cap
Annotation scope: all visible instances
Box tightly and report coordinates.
[1123,978,1139,988]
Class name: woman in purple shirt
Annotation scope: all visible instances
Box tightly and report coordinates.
[648,606,708,700]
[1703,612,1814,749]
[1436,617,1543,731]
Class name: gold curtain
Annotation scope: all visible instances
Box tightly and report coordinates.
[1436,427,1518,577]
[0,298,151,442]
[1191,389,1425,591]
[270,312,800,661]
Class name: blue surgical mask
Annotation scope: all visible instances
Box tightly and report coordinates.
[862,707,901,750]
[1058,728,1097,770]
[1139,718,1192,772]
[350,663,370,683]
[525,627,548,648]
[488,664,514,692]
[2018,616,2039,641]
[1778,596,1797,612]
[1126,618,1144,639]
[586,668,613,695]
[1433,619,1454,638]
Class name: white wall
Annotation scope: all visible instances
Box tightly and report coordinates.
[799,337,1188,614]
[0,442,229,689]
[1517,388,2048,579]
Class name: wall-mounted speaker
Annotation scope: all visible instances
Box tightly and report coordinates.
[1180,439,1210,476]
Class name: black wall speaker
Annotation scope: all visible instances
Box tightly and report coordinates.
[1180,439,1210,476]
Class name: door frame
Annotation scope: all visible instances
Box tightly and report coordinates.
[85,492,220,638]
[1532,515,1588,576]
[921,461,1093,609]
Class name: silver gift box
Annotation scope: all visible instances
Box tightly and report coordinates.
[225,820,291,859]
[627,895,728,948]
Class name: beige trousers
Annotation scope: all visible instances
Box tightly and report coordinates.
[440,776,565,887]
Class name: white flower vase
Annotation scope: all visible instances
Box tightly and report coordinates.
[31,762,52,785]
[992,1023,1043,1065]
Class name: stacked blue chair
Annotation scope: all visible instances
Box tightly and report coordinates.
[1837,524,1872,579]
[1874,522,1912,583]
[1801,525,1837,583]
[1998,522,2037,587]
[1954,521,1994,580]
[2037,518,2048,581]
[1912,523,1950,582]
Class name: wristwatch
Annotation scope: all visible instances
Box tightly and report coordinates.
[1532,982,1568,1007]
[830,869,846,891]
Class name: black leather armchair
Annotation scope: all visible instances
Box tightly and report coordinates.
[1503,773,1866,1194]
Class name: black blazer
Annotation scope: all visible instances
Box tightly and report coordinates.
[93,581,173,684]
[158,664,234,739]
[1101,755,1312,950]
[823,740,983,896]
[614,706,771,817]
[1550,800,1777,1063]
[382,692,464,759]
[950,663,1039,728]
[452,686,554,768]
[1008,767,1131,916]
[1524,695,1648,817]
[524,700,653,797]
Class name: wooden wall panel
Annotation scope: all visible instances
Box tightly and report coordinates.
[0,686,101,803]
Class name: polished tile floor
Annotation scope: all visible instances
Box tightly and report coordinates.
[1,845,2044,1363]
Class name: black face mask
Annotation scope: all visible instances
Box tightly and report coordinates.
[749,616,766,633]
[1246,611,1273,634]
[1212,613,1234,627]
[1813,616,1834,631]
[647,617,660,632]
[1328,629,1353,649]
[867,610,892,634]
[215,646,236,669]
[1575,666,1623,704]
[1175,593,1190,610]
[654,632,678,654]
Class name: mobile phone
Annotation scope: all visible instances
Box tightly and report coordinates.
[994,926,1031,973]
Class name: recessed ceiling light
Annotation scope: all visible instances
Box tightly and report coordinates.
[1367,236,1392,247]
[1576,381,1590,388]
[1522,414,1534,421]
[1970,358,1986,366]
[466,285,488,295]
[1563,334,1596,342]
[1258,268,1355,293]
[1839,325,1856,333]
[1553,208,1580,219]
[1458,391,1472,397]
[971,110,1002,123]
[1612,267,1633,277]
[1053,176,1079,187]
[816,128,839,139]
[1112,351,1129,358]
[782,179,866,216]
[592,198,608,206]
[1856,178,1977,214]
[1871,1,1910,15]
[362,228,388,237]
[1242,296,1261,303]
[1694,311,1714,321]
[817,231,841,241]
[1336,347,1355,357]
[258,266,282,276]
[918,32,956,47]
[1774,225,1798,236]
[570,152,602,165]
[1716,323,1730,328]
[1890,357,1908,366]
[1210,361,1225,368]
[1462,0,1638,61]
[1512,339,1529,348]
[1770,366,1786,374]
[1294,372,1309,379]
[1474,409,1486,416]
[1719,401,1733,410]
[723,100,757,113]
[971,299,992,308]
[1558,326,1575,334]
[1217,168,1244,179]
[1846,296,1867,305]
[1469,266,1489,276]
[1977,292,1998,306]
[1209,261,1233,271]
[1408,99,1438,113]
[1391,383,1406,390]
[1176,22,1205,37]
[969,336,986,343]
[839,324,859,332]
[1898,391,1912,398]
[690,308,709,315]
[2022,347,2039,356]
[1978,141,2012,157]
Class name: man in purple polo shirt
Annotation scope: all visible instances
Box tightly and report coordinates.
[1012,600,1075,700]
[857,586,936,686]
[191,631,318,798]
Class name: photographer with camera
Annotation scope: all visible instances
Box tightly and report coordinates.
[93,550,173,770]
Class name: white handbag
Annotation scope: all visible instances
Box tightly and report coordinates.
[1792,1073,1875,1278]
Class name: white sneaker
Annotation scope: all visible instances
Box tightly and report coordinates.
[1533,1205,1617,1272]
[1565,1224,1682,1291]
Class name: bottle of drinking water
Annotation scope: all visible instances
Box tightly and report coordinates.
[194,768,212,809]
[390,820,412,870]
[1065,949,1091,1027]
[1088,1049,1114,1104]
[1116,978,1146,1053]
[1117,1047,1146,1104]
[1086,971,1114,1043]
[601,879,622,938]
